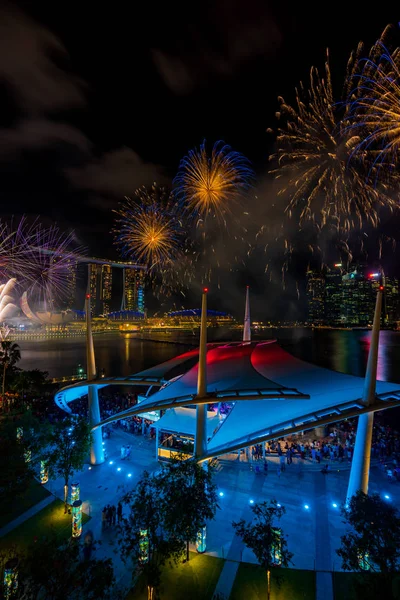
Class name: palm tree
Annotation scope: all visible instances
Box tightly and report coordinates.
[1,340,21,401]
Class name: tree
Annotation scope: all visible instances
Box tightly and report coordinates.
[1,534,115,599]
[337,491,400,599]
[233,500,293,600]
[118,470,184,600]
[0,339,21,401]
[159,458,219,562]
[0,410,48,511]
[43,417,91,512]
[11,368,50,397]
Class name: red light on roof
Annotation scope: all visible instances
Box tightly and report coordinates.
[379,285,384,291]
[203,287,208,293]
[86,294,90,299]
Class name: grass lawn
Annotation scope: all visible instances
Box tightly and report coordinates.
[0,480,51,528]
[0,499,91,554]
[230,563,315,600]
[127,552,225,600]
[333,572,400,600]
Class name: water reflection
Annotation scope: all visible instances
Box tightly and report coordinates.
[17,328,400,384]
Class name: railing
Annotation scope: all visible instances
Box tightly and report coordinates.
[51,375,86,384]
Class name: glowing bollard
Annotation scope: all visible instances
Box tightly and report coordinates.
[196,525,207,553]
[72,500,82,538]
[139,529,149,564]
[3,558,18,599]
[40,460,49,484]
[70,482,80,504]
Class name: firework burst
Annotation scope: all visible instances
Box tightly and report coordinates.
[174,140,253,222]
[114,185,193,295]
[270,32,399,234]
[346,29,400,170]
[114,185,184,269]
[0,217,82,311]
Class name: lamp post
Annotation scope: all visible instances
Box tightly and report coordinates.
[86,264,104,465]
[346,287,383,504]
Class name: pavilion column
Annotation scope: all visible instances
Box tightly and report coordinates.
[346,288,383,503]
[243,286,251,343]
[195,289,208,459]
[86,265,104,466]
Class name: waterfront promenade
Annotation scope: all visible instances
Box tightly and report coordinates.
[37,428,400,595]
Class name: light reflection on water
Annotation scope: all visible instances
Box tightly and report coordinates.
[16,328,400,384]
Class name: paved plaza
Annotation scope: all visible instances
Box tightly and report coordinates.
[43,428,400,592]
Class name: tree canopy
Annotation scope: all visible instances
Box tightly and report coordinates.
[337,491,400,599]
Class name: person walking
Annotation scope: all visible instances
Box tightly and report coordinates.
[106,505,112,527]
[280,454,286,472]
[117,502,122,523]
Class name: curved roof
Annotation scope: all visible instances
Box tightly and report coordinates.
[55,340,400,458]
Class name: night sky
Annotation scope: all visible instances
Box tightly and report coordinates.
[1,2,400,317]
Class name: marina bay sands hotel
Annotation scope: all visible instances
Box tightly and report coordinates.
[62,255,146,316]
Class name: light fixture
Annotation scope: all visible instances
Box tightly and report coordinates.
[117,467,121,471]
[88,466,92,470]
[384,494,390,500]
[304,504,310,510]
[109,461,113,465]
[332,503,338,508]
[128,473,132,477]
[219,491,224,498]
[249,499,254,504]
[277,503,281,507]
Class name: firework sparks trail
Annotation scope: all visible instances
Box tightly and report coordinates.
[0,217,83,311]
[269,26,400,236]
[174,140,254,222]
[261,27,400,285]
[113,185,193,296]
[346,34,400,172]
[174,141,254,286]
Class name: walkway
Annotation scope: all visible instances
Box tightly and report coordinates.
[0,494,56,538]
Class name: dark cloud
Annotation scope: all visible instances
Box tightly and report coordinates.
[66,147,168,204]
[152,0,282,94]
[0,119,91,156]
[0,2,85,114]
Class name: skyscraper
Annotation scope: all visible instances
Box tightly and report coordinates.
[123,268,145,313]
[89,264,100,316]
[100,264,112,315]
[342,267,380,326]
[325,264,343,325]
[383,276,399,326]
[306,270,325,325]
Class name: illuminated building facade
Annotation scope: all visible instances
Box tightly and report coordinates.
[89,264,100,316]
[100,264,112,315]
[306,270,325,325]
[383,276,399,326]
[325,264,343,325]
[123,268,145,313]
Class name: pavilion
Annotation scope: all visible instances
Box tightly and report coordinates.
[55,286,400,502]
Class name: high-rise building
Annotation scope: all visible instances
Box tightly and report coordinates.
[342,267,380,326]
[325,264,343,325]
[306,270,325,325]
[100,264,112,315]
[123,268,145,313]
[89,264,100,316]
[383,276,399,326]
